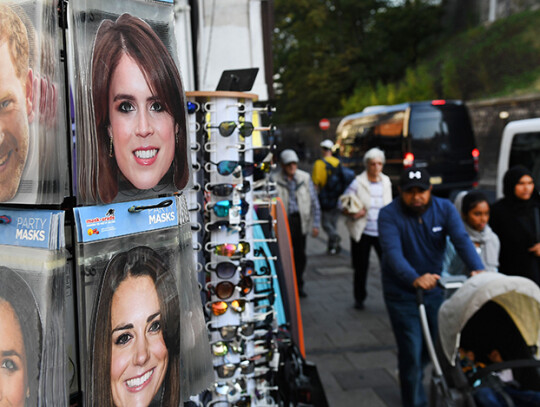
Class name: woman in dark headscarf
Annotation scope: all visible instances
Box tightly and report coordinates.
[489,165,540,285]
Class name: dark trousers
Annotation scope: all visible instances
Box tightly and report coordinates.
[289,213,307,289]
[351,234,381,303]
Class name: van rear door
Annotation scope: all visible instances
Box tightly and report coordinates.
[408,102,477,192]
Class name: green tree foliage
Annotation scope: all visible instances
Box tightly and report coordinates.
[273,0,442,123]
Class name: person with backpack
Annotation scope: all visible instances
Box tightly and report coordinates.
[312,139,351,254]
[339,147,392,309]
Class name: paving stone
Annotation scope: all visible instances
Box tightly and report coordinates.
[345,350,398,370]
[326,388,388,407]
[333,368,396,391]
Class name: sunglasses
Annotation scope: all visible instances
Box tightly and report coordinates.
[207,276,254,300]
[208,322,258,340]
[206,121,255,138]
[207,200,249,218]
[213,378,247,397]
[207,299,247,316]
[207,395,251,407]
[215,360,255,378]
[207,242,251,257]
[207,160,272,177]
[186,101,200,114]
[211,339,245,356]
[206,260,255,279]
[205,220,246,234]
[206,181,251,197]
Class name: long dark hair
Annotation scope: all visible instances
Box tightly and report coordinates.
[91,13,189,203]
[90,247,180,406]
[0,267,42,407]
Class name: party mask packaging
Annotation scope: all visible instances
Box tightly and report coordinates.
[67,0,192,204]
[73,195,212,406]
[0,207,68,405]
[0,0,69,205]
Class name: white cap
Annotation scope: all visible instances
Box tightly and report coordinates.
[280,149,299,165]
[320,139,334,150]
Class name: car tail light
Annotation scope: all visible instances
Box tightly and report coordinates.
[403,152,414,168]
[472,148,479,172]
[432,99,446,106]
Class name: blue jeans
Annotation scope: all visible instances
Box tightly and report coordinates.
[384,293,444,407]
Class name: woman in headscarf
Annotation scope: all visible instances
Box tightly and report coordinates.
[489,165,540,285]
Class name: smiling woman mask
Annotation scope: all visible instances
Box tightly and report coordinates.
[91,13,190,203]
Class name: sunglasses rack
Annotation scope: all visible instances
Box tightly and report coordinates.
[187,91,281,407]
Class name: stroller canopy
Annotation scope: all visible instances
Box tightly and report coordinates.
[438,272,540,366]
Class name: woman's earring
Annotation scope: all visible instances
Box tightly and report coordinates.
[26,387,30,399]
[109,135,114,157]
[175,132,179,144]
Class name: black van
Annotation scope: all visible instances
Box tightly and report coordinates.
[335,100,479,195]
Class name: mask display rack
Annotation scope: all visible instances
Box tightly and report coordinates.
[0,1,306,405]
[186,91,282,407]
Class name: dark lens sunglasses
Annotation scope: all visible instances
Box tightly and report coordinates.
[206,121,255,138]
[206,260,255,279]
[186,101,200,114]
[207,200,249,218]
[206,181,251,197]
[214,360,255,378]
[205,220,246,233]
[208,160,272,177]
[207,276,254,300]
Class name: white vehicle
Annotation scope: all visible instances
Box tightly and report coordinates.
[496,118,540,199]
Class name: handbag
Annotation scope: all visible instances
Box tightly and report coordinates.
[339,194,364,214]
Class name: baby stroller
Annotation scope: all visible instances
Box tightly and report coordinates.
[420,273,540,407]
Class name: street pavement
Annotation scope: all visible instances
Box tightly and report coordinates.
[300,218,404,407]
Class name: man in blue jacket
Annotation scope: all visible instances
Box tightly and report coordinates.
[378,167,484,407]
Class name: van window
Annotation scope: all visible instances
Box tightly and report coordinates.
[338,111,405,168]
[409,104,475,158]
[509,132,540,188]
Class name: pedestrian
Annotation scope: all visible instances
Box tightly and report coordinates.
[378,167,484,407]
[340,147,392,310]
[275,149,321,297]
[444,190,500,276]
[312,139,342,254]
[489,165,540,285]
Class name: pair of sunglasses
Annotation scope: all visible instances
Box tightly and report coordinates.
[187,101,200,114]
[207,299,247,316]
[206,260,255,279]
[208,242,251,257]
[207,200,249,218]
[215,360,255,378]
[208,160,272,177]
[207,322,260,340]
[207,276,254,300]
[211,339,245,356]
[206,121,255,138]
[206,181,251,197]
[213,378,247,397]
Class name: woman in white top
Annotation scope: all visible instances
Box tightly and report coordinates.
[340,148,392,309]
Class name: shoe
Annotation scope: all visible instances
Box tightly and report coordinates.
[299,289,308,298]
[329,248,337,255]
[354,301,364,310]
